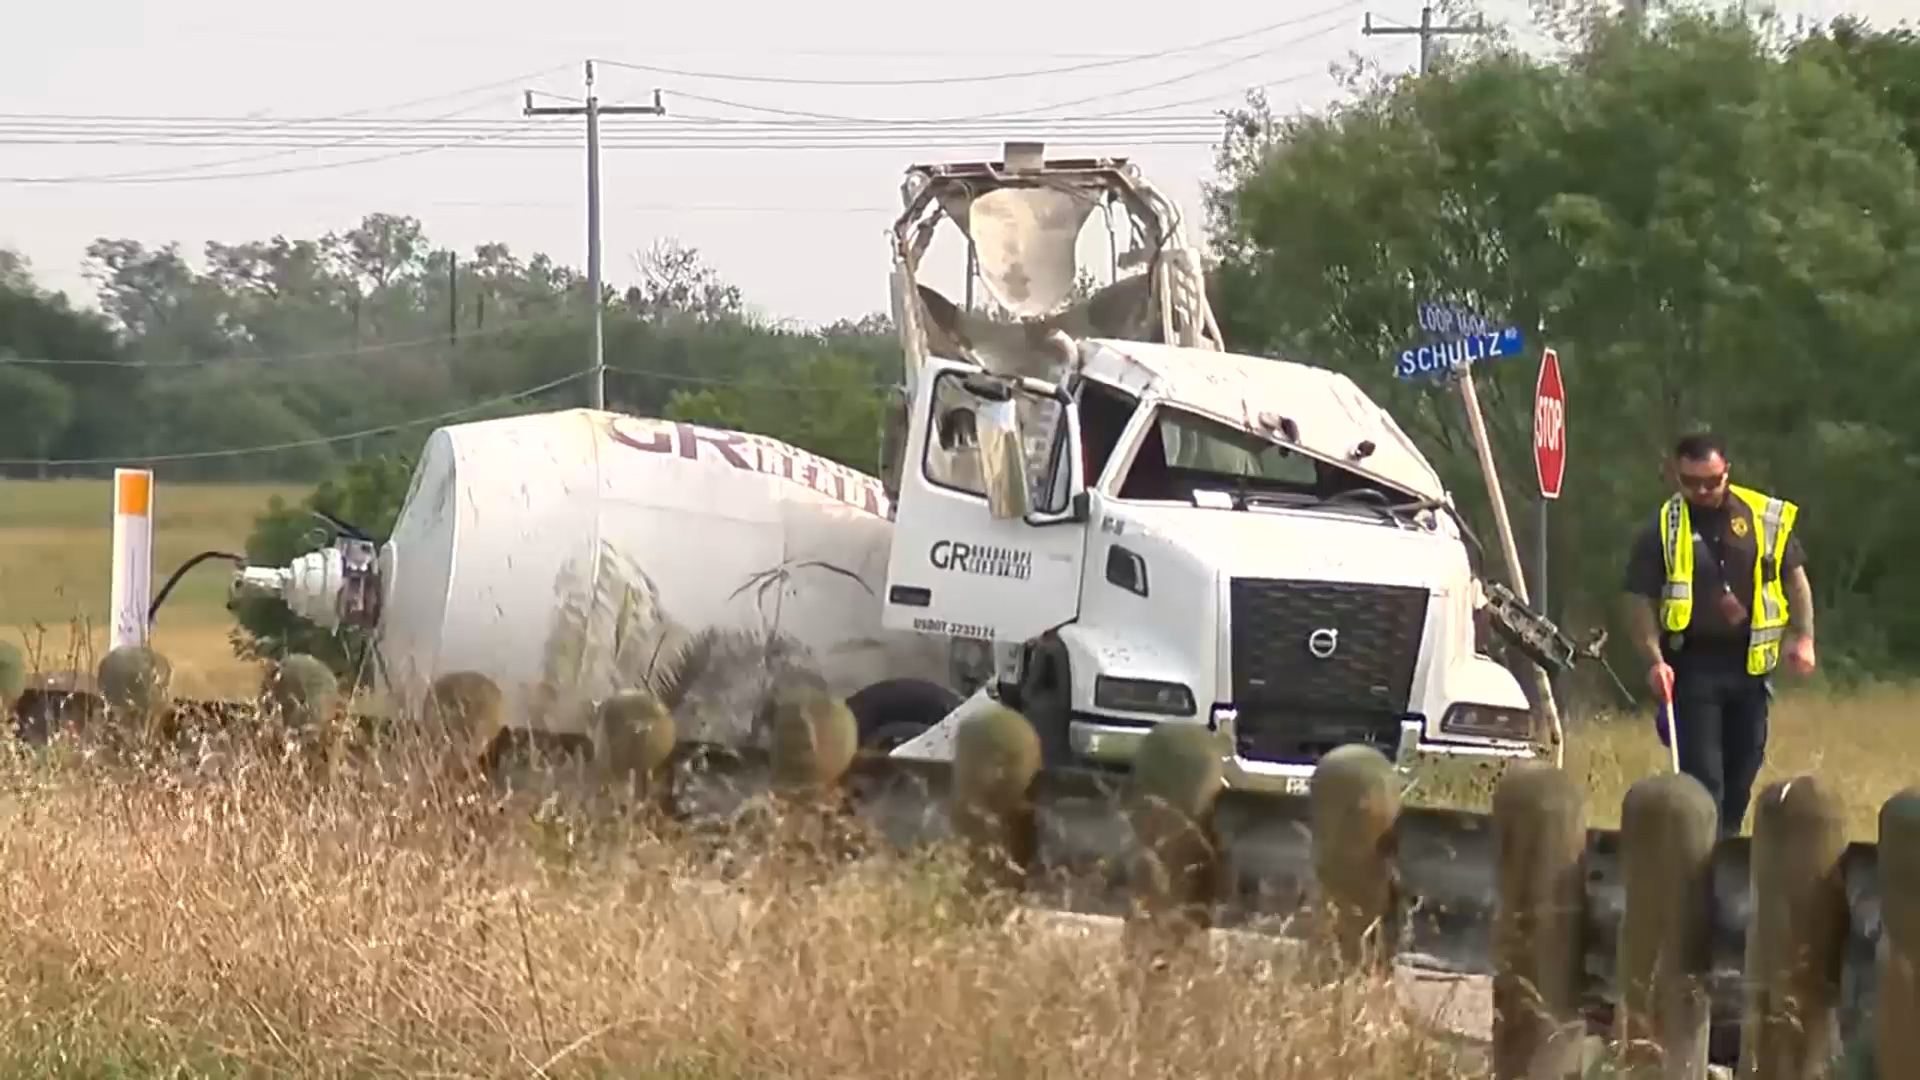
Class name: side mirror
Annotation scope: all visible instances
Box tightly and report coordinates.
[974,397,1031,520]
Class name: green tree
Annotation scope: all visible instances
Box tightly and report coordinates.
[1799,16,1920,163]
[0,363,73,473]
[0,274,133,471]
[1207,5,1920,686]
[662,349,890,471]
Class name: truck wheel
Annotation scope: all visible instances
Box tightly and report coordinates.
[845,678,963,753]
[1018,637,1075,767]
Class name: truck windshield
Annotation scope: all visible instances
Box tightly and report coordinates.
[1119,405,1390,505]
[1161,408,1317,485]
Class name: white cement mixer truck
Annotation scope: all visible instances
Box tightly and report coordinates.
[227,141,1576,791]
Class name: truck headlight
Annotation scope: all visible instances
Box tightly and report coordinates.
[1093,676,1196,718]
[1439,702,1535,741]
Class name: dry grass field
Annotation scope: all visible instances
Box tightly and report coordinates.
[0,741,1486,1077]
[0,477,1914,1073]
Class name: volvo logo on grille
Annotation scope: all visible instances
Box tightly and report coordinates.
[1306,627,1339,659]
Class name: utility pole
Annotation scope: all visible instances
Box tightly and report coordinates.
[448,251,458,345]
[1362,4,1488,76]
[523,61,666,411]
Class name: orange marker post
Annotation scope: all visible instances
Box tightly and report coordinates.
[109,468,154,651]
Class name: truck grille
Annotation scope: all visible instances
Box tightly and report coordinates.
[1227,578,1430,763]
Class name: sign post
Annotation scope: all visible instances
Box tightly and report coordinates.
[1532,348,1566,617]
[1393,299,1563,767]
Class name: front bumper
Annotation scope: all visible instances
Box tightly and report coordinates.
[1068,714,1541,795]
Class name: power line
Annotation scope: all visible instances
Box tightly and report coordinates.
[0,120,1225,143]
[19,193,897,212]
[0,312,579,369]
[0,114,1225,132]
[591,2,1364,87]
[0,66,578,186]
[0,13,1357,187]
[0,63,1306,187]
[0,361,900,467]
[0,122,1225,185]
[0,122,544,185]
[0,370,591,467]
[1082,69,1338,117]
[0,133,1225,170]
[652,21,1350,126]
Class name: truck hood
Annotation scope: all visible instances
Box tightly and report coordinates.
[1118,502,1467,591]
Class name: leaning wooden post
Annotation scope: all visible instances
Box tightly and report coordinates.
[1492,762,1588,1080]
[1124,722,1227,958]
[1311,744,1401,975]
[1876,789,1920,1079]
[1614,772,1717,1079]
[1739,777,1848,1078]
[950,704,1042,894]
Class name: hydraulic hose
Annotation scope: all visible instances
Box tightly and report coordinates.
[148,550,248,623]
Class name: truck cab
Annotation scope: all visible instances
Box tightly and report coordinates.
[880,340,1544,789]
[875,141,1546,789]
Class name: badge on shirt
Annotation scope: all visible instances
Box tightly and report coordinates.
[1731,516,1749,538]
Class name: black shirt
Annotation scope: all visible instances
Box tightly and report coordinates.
[1623,497,1806,669]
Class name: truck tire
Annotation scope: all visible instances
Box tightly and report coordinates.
[1018,637,1075,767]
[845,678,964,753]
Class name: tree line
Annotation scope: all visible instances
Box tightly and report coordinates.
[0,230,899,482]
[1208,5,1920,688]
[5,2,1919,689]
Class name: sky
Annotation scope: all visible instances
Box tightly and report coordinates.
[2,0,1910,329]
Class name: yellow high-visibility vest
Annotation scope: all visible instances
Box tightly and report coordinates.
[1657,484,1799,676]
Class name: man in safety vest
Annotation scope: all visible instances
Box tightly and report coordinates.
[1622,432,1816,836]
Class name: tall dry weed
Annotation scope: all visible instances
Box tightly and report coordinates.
[0,729,1477,1078]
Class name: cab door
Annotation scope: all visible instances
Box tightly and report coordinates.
[882,358,1087,645]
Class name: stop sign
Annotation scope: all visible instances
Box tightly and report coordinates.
[1534,347,1566,500]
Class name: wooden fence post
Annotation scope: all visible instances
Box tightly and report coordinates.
[0,639,24,718]
[260,653,340,731]
[1615,771,1716,1079]
[1876,789,1920,1080]
[593,689,677,807]
[98,643,174,746]
[762,688,861,861]
[1311,743,1401,974]
[1739,777,1848,1078]
[1492,762,1588,1080]
[1124,722,1226,955]
[426,670,506,768]
[950,704,1042,894]
[766,687,859,797]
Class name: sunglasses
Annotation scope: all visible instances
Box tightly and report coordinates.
[1677,470,1727,492]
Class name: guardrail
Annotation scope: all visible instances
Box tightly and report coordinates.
[572,681,1911,1078]
[7,649,1915,1077]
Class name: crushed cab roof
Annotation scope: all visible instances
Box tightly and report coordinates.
[1081,338,1448,502]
